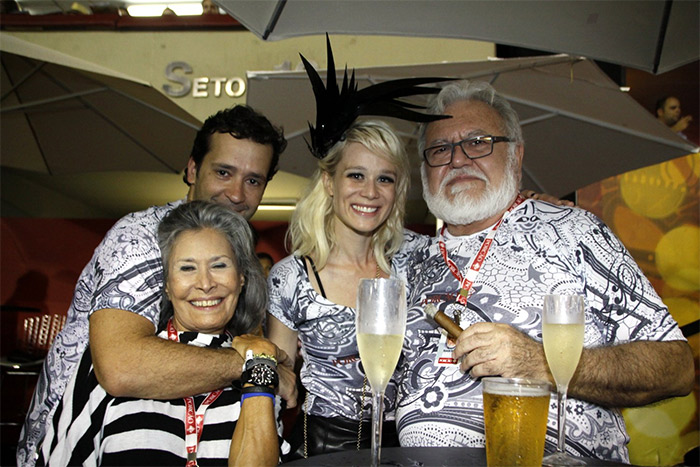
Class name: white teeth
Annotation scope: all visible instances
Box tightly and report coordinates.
[191,299,222,307]
[353,205,378,213]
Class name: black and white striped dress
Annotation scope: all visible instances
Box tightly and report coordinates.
[37,330,286,466]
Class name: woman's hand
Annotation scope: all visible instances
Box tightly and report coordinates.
[232,334,298,408]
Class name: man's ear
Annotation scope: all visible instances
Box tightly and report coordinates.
[515,143,524,170]
[186,158,197,185]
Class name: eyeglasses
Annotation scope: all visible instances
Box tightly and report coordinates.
[422,135,512,167]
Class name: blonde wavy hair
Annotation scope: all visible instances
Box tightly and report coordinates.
[288,120,410,273]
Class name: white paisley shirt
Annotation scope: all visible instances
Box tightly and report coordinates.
[267,229,429,422]
[395,200,685,463]
[18,200,183,466]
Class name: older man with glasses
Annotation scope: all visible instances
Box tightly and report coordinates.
[395,80,694,463]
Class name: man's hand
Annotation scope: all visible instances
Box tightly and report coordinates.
[232,333,278,357]
[453,322,551,383]
[521,190,574,207]
[671,115,693,133]
[452,322,694,408]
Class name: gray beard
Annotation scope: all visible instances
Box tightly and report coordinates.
[422,161,519,226]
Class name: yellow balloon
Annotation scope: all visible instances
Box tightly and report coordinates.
[620,160,688,219]
[612,206,663,253]
[655,225,700,291]
[624,394,698,466]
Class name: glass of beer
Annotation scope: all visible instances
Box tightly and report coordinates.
[482,377,552,467]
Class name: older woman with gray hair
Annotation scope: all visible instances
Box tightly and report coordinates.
[38,201,288,466]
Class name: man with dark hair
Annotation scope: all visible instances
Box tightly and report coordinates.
[656,95,693,138]
[18,105,293,466]
[396,81,694,463]
[188,105,286,184]
[184,105,286,219]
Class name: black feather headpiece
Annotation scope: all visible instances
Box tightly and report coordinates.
[301,35,451,159]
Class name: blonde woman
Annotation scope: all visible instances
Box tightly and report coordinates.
[267,120,426,459]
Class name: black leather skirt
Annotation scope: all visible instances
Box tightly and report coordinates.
[284,413,400,462]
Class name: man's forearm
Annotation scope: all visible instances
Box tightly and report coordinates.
[90,309,242,399]
[569,340,694,407]
[92,334,242,399]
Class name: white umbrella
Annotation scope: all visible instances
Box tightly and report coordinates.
[246,54,698,203]
[218,0,699,75]
[1,35,201,175]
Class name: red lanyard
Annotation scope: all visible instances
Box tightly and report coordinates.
[166,320,224,467]
[438,194,525,306]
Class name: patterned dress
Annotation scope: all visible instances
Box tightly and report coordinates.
[18,200,183,466]
[396,199,685,463]
[267,230,429,421]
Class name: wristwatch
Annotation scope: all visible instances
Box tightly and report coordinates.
[241,349,279,389]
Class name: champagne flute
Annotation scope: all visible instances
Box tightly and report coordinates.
[542,294,585,466]
[356,278,406,467]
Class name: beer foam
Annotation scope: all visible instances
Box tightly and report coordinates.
[482,378,551,397]
[483,385,551,397]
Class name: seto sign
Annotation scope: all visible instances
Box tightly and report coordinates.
[163,62,245,98]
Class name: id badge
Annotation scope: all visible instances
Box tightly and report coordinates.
[435,332,459,366]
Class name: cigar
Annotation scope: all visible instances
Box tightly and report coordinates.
[424,304,463,339]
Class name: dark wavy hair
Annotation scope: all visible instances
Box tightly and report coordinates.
[157,201,267,336]
[186,105,287,184]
